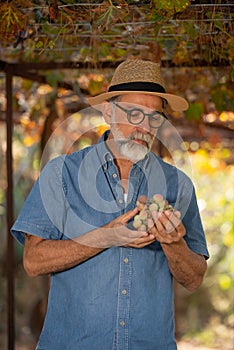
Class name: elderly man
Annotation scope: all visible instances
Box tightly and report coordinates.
[12,59,209,350]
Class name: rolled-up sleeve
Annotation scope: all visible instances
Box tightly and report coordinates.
[181,183,209,259]
[11,156,67,245]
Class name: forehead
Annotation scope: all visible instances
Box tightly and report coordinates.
[118,93,163,109]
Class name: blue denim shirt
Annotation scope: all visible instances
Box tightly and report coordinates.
[12,131,209,350]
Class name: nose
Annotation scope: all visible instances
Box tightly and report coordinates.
[136,116,151,133]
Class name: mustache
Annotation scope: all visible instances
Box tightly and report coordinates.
[129,131,153,147]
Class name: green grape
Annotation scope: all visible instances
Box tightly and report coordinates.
[133,193,174,231]
[133,219,142,229]
[147,218,154,230]
[152,194,164,202]
[149,203,159,211]
[139,210,148,220]
[134,214,142,221]
[164,203,174,211]
[158,201,165,211]
[136,200,146,211]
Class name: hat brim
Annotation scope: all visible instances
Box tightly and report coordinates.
[88,91,189,112]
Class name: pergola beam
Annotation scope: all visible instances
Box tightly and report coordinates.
[0,58,231,74]
[6,65,15,350]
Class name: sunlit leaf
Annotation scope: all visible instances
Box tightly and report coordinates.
[23,134,40,147]
[218,275,232,290]
[222,231,234,247]
[185,102,204,122]
[211,84,234,112]
[88,78,104,96]
[35,41,43,48]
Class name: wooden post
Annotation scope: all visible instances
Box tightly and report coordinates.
[6,66,15,350]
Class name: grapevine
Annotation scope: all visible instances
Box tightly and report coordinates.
[0,3,27,41]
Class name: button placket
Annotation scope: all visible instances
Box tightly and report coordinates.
[126,165,144,210]
[105,164,125,210]
[115,248,132,349]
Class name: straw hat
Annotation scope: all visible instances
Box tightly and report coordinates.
[88,59,189,111]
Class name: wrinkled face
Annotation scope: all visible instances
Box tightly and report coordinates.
[103,93,164,161]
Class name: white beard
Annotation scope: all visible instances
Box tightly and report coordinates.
[111,124,154,162]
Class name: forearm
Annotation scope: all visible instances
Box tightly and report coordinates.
[23,208,145,277]
[161,238,207,291]
[24,234,104,277]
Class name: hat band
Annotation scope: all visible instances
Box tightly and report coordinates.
[108,82,166,93]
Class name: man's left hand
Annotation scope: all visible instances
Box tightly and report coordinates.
[149,210,186,244]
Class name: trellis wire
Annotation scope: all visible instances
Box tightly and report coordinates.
[21,2,234,11]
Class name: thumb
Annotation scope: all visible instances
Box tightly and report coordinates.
[121,207,139,224]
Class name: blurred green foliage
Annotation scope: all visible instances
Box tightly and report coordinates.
[176,146,234,348]
[0,68,233,348]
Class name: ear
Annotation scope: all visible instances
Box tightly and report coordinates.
[102,101,112,125]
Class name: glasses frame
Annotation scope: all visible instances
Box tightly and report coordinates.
[112,101,168,129]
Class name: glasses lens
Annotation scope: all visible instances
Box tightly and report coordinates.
[149,113,164,128]
[129,109,144,124]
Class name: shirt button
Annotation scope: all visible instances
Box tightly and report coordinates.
[118,199,124,204]
[113,173,117,179]
[120,321,125,327]
[124,258,129,264]
[122,289,127,295]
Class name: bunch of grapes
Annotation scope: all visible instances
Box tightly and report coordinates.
[133,194,174,231]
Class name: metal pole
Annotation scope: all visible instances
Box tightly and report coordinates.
[6,66,15,350]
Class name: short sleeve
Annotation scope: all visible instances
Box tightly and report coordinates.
[181,181,209,259]
[11,156,67,245]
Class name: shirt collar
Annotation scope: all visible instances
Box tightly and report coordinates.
[96,130,113,170]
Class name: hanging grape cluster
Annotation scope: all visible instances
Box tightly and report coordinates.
[133,194,174,231]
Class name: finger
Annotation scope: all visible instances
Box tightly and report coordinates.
[155,217,174,238]
[150,225,174,244]
[120,207,139,224]
[151,210,160,222]
[164,210,181,229]
[109,227,147,247]
[128,240,155,248]
[155,211,179,234]
[163,211,186,237]
[152,211,171,232]
[129,229,149,239]
[163,216,174,232]
[147,218,154,231]
[151,215,185,243]
[125,232,153,245]
[127,236,155,248]
[133,234,155,244]
[174,210,181,219]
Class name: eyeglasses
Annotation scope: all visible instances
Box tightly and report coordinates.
[112,102,167,129]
